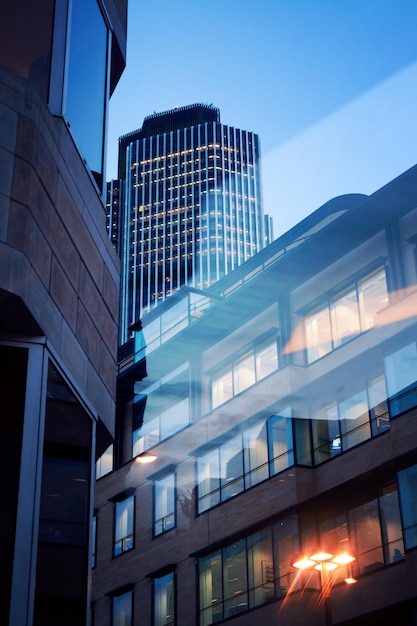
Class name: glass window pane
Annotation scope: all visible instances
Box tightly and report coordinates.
[155,473,175,536]
[233,352,255,394]
[268,409,294,475]
[273,515,299,597]
[243,421,269,488]
[199,552,223,626]
[114,496,134,556]
[385,342,417,396]
[330,287,360,347]
[379,483,404,563]
[113,591,132,626]
[220,436,244,501]
[223,541,248,618]
[305,305,332,362]
[311,402,340,464]
[368,374,389,435]
[256,342,278,380]
[339,389,371,449]
[132,416,160,456]
[160,398,189,439]
[154,573,175,626]
[198,449,221,513]
[348,496,383,574]
[398,465,417,550]
[319,507,350,552]
[247,528,274,608]
[161,298,188,342]
[358,268,388,330]
[96,443,113,479]
[212,368,233,408]
[65,0,108,184]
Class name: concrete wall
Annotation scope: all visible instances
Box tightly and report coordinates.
[0,65,119,435]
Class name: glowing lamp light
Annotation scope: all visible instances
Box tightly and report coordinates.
[291,550,356,576]
[332,553,356,566]
[310,552,334,562]
[135,452,157,464]
[292,557,316,569]
[314,561,338,572]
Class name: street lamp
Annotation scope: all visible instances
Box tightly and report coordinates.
[291,550,356,626]
[135,451,157,464]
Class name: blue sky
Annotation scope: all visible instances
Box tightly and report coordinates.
[107,0,417,238]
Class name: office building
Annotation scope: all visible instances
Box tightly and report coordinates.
[93,164,417,625]
[107,103,270,344]
[0,1,127,624]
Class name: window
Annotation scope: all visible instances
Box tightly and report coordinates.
[112,590,133,626]
[212,340,278,408]
[132,365,190,457]
[243,422,269,488]
[398,464,417,550]
[197,411,294,513]
[198,515,298,625]
[114,495,134,556]
[154,473,176,536]
[154,572,175,626]
[223,541,248,618]
[311,370,389,464]
[384,341,417,416]
[314,483,404,576]
[64,0,109,188]
[133,398,190,456]
[96,443,113,479]
[305,266,388,363]
[267,408,294,475]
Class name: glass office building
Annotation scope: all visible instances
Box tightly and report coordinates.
[108,104,271,344]
[94,164,417,626]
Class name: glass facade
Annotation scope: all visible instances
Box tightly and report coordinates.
[94,163,417,626]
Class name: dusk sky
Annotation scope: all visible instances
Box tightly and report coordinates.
[106,0,417,238]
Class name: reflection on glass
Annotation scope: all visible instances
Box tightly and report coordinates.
[65,0,108,185]
[220,436,244,501]
[223,541,248,619]
[339,389,370,449]
[154,473,176,536]
[112,591,132,626]
[331,287,360,347]
[154,572,175,626]
[398,464,417,550]
[359,268,388,330]
[247,529,274,608]
[305,306,332,362]
[243,422,269,488]
[114,496,134,556]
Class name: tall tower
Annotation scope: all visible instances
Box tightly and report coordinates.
[109,103,270,345]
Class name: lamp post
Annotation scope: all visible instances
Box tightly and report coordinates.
[291,551,356,626]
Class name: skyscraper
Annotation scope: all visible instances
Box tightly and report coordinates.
[108,103,271,344]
